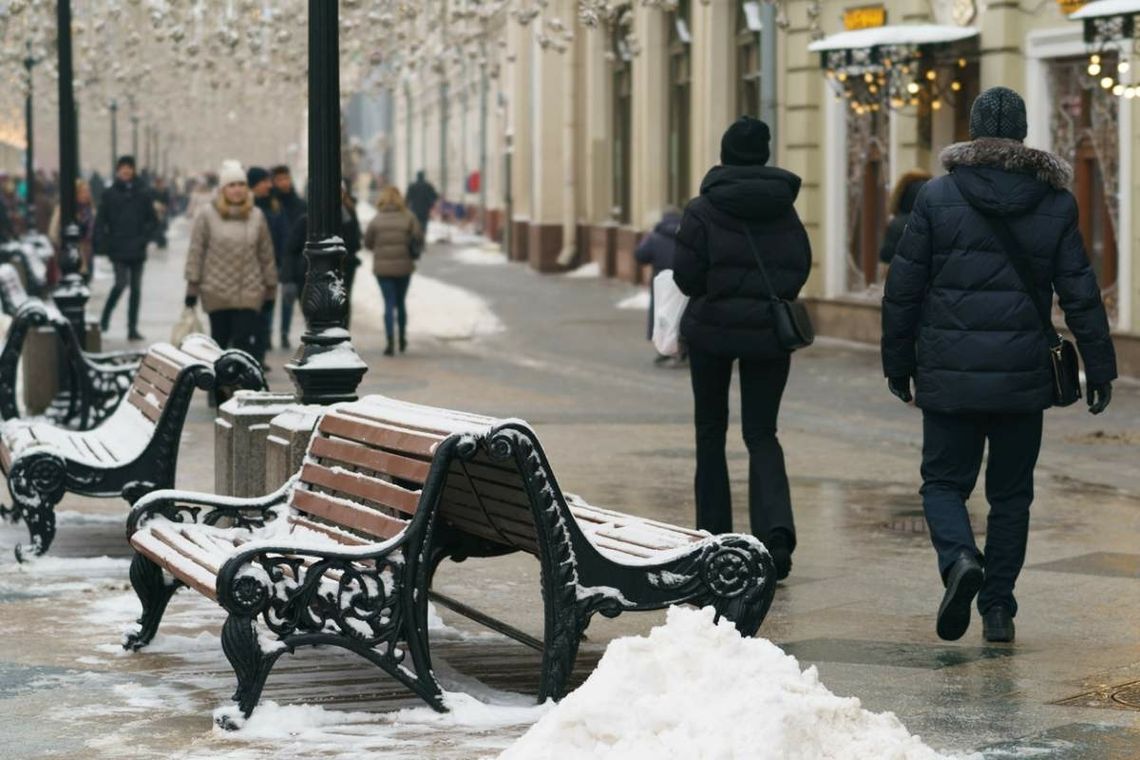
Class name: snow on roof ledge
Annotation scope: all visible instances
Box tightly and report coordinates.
[1069,0,1140,20]
[807,24,979,52]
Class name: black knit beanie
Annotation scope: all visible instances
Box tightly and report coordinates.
[247,166,270,187]
[969,87,1028,142]
[720,117,771,167]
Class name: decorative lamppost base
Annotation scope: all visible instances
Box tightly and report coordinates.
[285,337,368,405]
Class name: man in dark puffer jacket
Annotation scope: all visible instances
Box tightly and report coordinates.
[882,87,1116,644]
[674,117,812,581]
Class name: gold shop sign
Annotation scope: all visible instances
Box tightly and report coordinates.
[843,5,887,30]
[1056,0,1086,14]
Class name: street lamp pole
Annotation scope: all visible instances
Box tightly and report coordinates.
[285,0,367,404]
[131,113,139,159]
[54,0,90,344]
[23,43,37,232]
[110,100,118,172]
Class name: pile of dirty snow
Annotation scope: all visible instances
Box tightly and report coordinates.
[498,606,962,760]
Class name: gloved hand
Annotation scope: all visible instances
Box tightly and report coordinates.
[184,294,198,308]
[888,375,913,404]
[1087,381,1112,415]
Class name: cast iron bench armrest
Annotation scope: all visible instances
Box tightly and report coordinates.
[127,475,298,535]
[85,349,147,367]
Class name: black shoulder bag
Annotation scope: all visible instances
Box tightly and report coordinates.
[951,175,1081,407]
[742,226,814,352]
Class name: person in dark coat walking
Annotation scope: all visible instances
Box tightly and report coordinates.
[95,155,157,341]
[635,208,682,363]
[405,170,438,232]
[249,166,289,356]
[882,87,1117,644]
[270,165,307,348]
[673,117,812,581]
[879,169,931,265]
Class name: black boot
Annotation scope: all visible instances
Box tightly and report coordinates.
[383,331,395,357]
[982,605,1015,643]
[128,329,146,342]
[399,332,407,354]
[936,553,984,641]
[766,531,793,582]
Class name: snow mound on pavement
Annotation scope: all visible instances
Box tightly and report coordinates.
[498,606,965,760]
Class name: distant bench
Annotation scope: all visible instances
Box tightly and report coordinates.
[0,340,218,558]
[123,395,776,726]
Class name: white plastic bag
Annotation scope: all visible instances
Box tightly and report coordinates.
[171,306,204,346]
[652,269,690,357]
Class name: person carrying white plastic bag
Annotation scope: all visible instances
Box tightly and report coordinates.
[170,304,204,346]
[651,269,689,357]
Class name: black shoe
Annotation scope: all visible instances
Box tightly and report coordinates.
[936,554,984,641]
[982,605,1015,643]
[383,344,395,357]
[281,335,291,349]
[766,532,793,582]
[399,336,407,354]
[128,330,146,342]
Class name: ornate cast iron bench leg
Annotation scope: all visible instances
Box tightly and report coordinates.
[124,553,183,650]
[6,451,68,560]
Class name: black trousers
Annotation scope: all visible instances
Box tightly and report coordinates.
[689,348,795,547]
[921,410,1043,616]
[100,260,144,333]
[208,309,261,356]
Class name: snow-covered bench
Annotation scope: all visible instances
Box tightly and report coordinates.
[0,340,217,559]
[122,395,777,726]
[0,235,51,298]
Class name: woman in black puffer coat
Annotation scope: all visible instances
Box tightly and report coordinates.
[673,117,812,581]
[882,87,1116,644]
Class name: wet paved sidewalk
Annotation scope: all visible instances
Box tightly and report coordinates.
[0,220,1138,758]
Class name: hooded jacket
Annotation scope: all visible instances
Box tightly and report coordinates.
[95,178,157,262]
[881,138,1117,413]
[672,165,812,359]
[364,203,423,278]
[879,170,930,264]
[185,193,278,313]
[634,212,682,275]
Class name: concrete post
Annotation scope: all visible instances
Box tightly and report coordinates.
[215,391,296,497]
[264,405,324,492]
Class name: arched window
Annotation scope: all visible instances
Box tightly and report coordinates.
[668,0,692,206]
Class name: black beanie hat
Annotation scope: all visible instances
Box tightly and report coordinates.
[116,155,136,170]
[969,87,1028,142]
[720,117,771,167]
[247,166,270,186]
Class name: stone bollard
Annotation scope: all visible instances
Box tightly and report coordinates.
[264,405,324,492]
[215,391,296,496]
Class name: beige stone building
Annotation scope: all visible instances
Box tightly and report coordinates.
[393,0,1140,372]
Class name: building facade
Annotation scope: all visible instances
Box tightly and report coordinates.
[392,0,1140,364]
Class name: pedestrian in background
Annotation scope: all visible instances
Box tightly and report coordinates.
[673,116,812,581]
[882,87,1116,643]
[96,155,157,341]
[405,170,438,235]
[635,207,684,365]
[879,169,931,266]
[364,186,423,357]
[340,181,363,328]
[184,160,277,361]
[249,166,289,355]
[49,178,96,284]
[270,164,307,348]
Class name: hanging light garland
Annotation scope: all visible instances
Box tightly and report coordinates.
[1071,3,1139,99]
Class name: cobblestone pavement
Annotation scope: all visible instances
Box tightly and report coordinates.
[0,221,1138,758]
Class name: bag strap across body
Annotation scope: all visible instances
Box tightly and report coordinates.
[949,173,1061,349]
[741,225,782,303]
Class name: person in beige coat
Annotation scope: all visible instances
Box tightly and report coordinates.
[184,160,277,361]
[363,186,423,355]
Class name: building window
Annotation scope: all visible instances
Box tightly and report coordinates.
[736,2,761,118]
[612,21,633,224]
[846,110,889,290]
[668,0,692,207]
[1048,55,1119,318]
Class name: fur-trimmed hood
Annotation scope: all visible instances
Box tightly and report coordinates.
[888,169,932,215]
[940,138,1072,190]
[213,191,254,220]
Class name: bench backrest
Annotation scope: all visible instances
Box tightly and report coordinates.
[126,342,210,424]
[289,406,447,543]
[0,263,28,316]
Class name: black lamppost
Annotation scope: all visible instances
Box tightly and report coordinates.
[131,113,139,159]
[54,0,89,343]
[23,43,38,232]
[285,0,367,403]
[109,99,118,171]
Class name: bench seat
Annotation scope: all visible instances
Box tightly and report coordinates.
[124,394,776,726]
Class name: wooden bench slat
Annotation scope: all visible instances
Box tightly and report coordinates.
[291,488,409,540]
[136,361,176,395]
[127,388,163,423]
[150,523,227,573]
[440,509,540,553]
[309,435,431,484]
[319,413,442,459]
[131,531,218,599]
[289,515,370,546]
[441,486,537,537]
[300,462,421,516]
